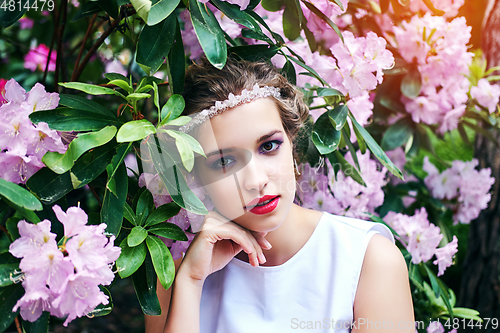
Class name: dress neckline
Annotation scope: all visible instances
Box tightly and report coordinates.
[229,212,326,271]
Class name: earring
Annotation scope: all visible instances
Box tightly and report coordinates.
[294,159,301,176]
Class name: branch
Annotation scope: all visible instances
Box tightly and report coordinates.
[54,0,68,93]
[72,14,98,82]
[42,6,60,85]
[72,14,122,82]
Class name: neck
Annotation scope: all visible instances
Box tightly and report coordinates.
[235,204,323,266]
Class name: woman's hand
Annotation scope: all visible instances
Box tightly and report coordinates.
[179,211,272,282]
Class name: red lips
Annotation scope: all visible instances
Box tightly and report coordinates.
[245,195,280,215]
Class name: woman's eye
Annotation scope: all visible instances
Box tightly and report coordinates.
[211,156,235,170]
[260,140,282,153]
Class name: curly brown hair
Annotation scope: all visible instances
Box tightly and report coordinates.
[182,57,309,145]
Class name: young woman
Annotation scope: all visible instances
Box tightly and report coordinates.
[145,58,415,333]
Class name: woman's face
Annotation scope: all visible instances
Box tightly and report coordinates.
[193,97,296,233]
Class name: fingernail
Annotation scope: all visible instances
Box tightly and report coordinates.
[259,252,266,264]
[263,239,272,249]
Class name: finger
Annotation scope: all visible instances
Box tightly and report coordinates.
[252,231,272,250]
[244,230,266,266]
[203,226,254,256]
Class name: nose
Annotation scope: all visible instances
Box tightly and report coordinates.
[241,155,269,192]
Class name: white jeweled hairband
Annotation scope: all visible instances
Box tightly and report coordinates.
[179,84,281,133]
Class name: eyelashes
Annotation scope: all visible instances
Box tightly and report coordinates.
[209,140,284,170]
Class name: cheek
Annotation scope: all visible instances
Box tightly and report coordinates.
[204,178,247,218]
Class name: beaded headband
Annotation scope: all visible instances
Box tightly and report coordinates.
[179,84,281,133]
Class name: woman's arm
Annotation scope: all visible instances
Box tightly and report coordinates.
[144,257,184,333]
[352,234,415,333]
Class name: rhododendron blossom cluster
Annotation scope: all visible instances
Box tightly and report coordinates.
[470,78,500,113]
[423,156,495,224]
[0,79,66,184]
[9,205,121,326]
[24,44,57,72]
[394,14,473,133]
[384,208,458,276]
[297,151,387,219]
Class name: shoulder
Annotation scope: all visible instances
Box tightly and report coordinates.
[363,234,405,272]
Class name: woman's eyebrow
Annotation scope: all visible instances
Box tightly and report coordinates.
[206,148,235,158]
[257,130,282,143]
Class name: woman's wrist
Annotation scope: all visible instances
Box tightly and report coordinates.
[176,264,207,289]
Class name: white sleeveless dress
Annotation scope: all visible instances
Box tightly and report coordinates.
[199,212,395,333]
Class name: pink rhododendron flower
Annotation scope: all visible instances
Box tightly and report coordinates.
[24,44,57,72]
[0,79,65,184]
[470,78,500,113]
[394,14,473,133]
[423,157,494,224]
[409,0,464,18]
[384,208,444,265]
[104,59,127,77]
[433,236,458,276]
[19,17,34,29]
[427,320,445,333]
[9,206,121,325]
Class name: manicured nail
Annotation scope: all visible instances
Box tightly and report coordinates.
[263,239,272,249]
[259,252,266,264]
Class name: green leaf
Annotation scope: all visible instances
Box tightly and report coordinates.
[331,0,344,11]
[117,239,147,278]
[0,284,24,332]
[72,1,103,21]
[0,178,42,211]
[229,45,279,62]
[164,116,191,126]
[0,0,34,28]
[300,0,344,42]
[59,82,126,100]
[127,93,152,101]
[29,108,122,132]
[128,226,149,247]
[147,223,188,241]
[401,66,422,99]
[166,130,205,157]
[146,236,175,290]
[58,94,115,117]
[101,162,128,236]
[144,203,182,227]
[132,253,161,315]
[328,104,348,131]
[462,120,500,148]
[146,136,208,215]
[423,263,441,299]
[421,0,446,15]
[108,79,134,94]
[282,0,302,41]
[124,203,137,226]
[131,0,181,26]
[281,60,297,85]
[317,87,343,98]
[212,0,262,33]
[117,120,157,143]
[166,132,193,171]
[86,286,113,317]
[381,117,414,151]
[106,143,133,193]
[159,95,185,125]
[288,56,329,87]
[168,19,186,95]
[97,0,119,19]
[330,150,366,186]
[42,126,117,174]
[21,311,50,333]
[27,142,118,204]
[379,0,390,12]
[105,73,129,82]
[136,13,177,75]
[190,0,228,69]
[261,0,286,11]
[136,189,155,226]
[312,111,341,155]
[349,113,404,180]
[452,307,481,321]
[0,263,19,287]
